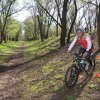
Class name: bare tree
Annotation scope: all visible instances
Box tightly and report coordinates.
[0,0,16,43]
[67,0,77,44]
[97,3,100,48]
[60,0,69,47]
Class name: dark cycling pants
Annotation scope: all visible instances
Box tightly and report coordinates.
[78,46,93,65]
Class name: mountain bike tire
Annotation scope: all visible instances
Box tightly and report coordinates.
[65,65,79,87]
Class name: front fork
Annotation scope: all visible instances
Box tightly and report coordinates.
[71,64,79,77]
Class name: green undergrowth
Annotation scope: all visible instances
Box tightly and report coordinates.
[0,41,28,63]
[23,37,60,60]
[3,41,24,48]
[21,37,100,99]
[21,58,100,99]
[0,44,14,63]
[21,60,66,99]
[0,37,60,63]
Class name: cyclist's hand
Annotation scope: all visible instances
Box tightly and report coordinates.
[67,50,71,56]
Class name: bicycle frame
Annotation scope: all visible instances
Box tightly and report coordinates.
[65,54,95,87]
[73,54,89,72]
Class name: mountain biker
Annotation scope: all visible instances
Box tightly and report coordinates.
[67,27,93,66]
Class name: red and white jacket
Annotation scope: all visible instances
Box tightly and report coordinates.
[68,35,93,52]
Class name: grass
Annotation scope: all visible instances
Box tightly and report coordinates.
[0,44,14,63]
[21,42,100,100]
[0,37,60,64]
[21,60,65,99]
[0,37,100,99]
[0,41,28,64]
[23,37,60,60]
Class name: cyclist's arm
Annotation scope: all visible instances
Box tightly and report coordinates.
[68,36,77,51]
[86,35,92,51]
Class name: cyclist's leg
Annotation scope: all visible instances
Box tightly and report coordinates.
[78,47,86,56]
[78,47,86,69]
[85,49,93,66]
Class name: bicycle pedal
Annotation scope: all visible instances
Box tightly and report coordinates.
[71,73,76,77]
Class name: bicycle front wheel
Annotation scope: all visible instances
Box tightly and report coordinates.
[65,64,79,87]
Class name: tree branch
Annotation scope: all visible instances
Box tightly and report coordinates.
[7,4,28,17]
[81,0,99,7]
[38,2,62,28]
[55,0,62,22]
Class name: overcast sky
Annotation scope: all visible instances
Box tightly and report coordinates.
[13,0,30,22]
[13,0,98,28]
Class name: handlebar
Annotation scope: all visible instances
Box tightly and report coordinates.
[72,53,86,61]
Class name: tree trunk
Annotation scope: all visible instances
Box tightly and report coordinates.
[60,0,68,47]
[0,31,3,44]
[88,16,92,32]
[15,31,20,41]
[4,32,7,43]
[45,22,49,39]
[97,4,100,48]
[45,24,49,39]
[45,16,53,39]
[67,0,77,44]
[37,15,44,42]
[94,0,98,29]
[34,18,37,40]
[56,15,59,37]
[38,2,62,28]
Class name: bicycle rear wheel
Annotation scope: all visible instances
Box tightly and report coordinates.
[91,57,95,70]
[65,65,78,87]
[85,59,95,75]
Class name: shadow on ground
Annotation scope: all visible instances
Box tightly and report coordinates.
[0,48,60,73]
[50,75,92,100]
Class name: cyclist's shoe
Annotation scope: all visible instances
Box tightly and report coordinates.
[89,64,94,71]
[91,54,95,59]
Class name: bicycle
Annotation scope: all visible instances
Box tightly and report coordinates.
[65,53,95,87]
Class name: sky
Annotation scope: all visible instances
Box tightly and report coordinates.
[13,0,30,22]
[13,0,98,28]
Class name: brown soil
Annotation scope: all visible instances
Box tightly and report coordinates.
[0,46,99,100]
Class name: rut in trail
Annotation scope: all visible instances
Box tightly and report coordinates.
[0,47,24,100]
[0,45,66,100]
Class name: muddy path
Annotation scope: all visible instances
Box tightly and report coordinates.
[0,47,24,99]
[0,44,61,99]
[0,45,99,100]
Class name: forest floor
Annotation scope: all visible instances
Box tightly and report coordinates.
[0,38,100,100]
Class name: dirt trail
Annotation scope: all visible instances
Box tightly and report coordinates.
[0,45,66,100]
[0,47,24,100]
[0,71,22,100]
[3,48,24,66]
[0,45,99,100]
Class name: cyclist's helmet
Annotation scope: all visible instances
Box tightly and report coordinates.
[76,28,84,34]
[85,27,89,33]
